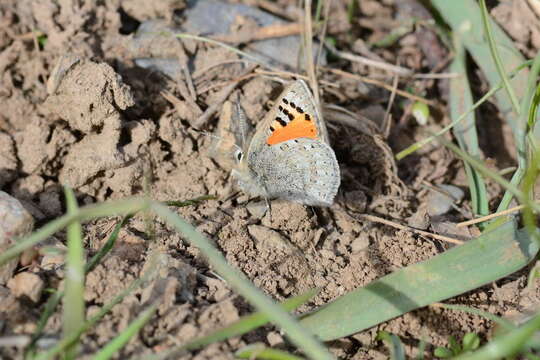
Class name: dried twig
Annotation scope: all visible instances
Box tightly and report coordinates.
[326,67,437,106]
[358,213,464,245]
[457,204,528,228]
[326,43,413,77]
[192,65,257,128]
[211,23,303,43]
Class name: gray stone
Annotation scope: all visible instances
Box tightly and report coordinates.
[0,191,34,285]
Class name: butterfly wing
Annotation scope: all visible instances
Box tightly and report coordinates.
[234,80,340,206]
[248,137,340,206]
[247,80,330,155]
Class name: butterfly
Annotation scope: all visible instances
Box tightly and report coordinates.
[231,80,340,206]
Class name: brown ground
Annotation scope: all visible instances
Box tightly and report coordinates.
[0,0,539,359]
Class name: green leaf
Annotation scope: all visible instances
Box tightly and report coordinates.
[449,335,461,354]
[299,221,539,340]
[235,344,305,360]
[377,331,406,360]
[462,333,481,352]
[63,186,85,360]
[454,312,540,360]
[450,35,489,218]
[434,347,453,358]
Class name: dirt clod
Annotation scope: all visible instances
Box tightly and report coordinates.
[7,272,44,303]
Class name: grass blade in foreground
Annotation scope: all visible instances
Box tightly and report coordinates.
[151,202,333,360]
[0,198,149,267]
[63,186,85,360]
[34,254,159,360]
[299,221,539,340]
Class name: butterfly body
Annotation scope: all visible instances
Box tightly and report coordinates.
[232,80,340,206]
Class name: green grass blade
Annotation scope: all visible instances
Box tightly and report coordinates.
[0,198,149,267]
[377,331,406,360]
[22,196,213,355]
[431,0,527,134]
[522,149,540,249]
[235,344,305,360]
[498,51,540,211]
[454,312,540,360]
[63,186,85,360]
[34,254,159,360]
[478,0,520,114]
[25,290,63,357]
[85,214,133,274]
[164,195,216,208]
[151,202,333,360]
[395,60,532,160]
[144,289,319,360]
[91,304,157,360]
[430,0,533,213]
[437,137,540,213]
[437,304,515,331]
[299,221,539,340]
[450,34,489,217]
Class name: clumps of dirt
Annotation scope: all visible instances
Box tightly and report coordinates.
[491,0,540,57]
[39,55,160,200]
[1,0,537,359]
[0,133,17,188]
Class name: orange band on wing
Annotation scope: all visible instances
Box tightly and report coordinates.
[267,114,318,145]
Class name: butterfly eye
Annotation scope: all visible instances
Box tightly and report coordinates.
[234,149,243,162]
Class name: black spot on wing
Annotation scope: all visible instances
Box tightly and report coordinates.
[305,114,311,121]
[275,117,287,127]
[297,107,304,114]
[283,98,289,105]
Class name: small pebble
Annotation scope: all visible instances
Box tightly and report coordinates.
[246,201,267,219]
[7,272,44,302]
[267,331,284,346]
[247,225,290,252]
[427,184,465,217]
[0,191,35,285]
[350,236,370,253]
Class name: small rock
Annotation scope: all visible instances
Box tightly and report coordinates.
[267,331,284,346]
[427,184,465,217]
[40,240,67,276]
[431,221,472,242]
[0,191,35,285]
[140,252,198,313]
[11,175,45,200]
[344,190,367,213]
[246,201,267,219]
[350,235,370,253]
[0,133,18,188]
[247,225,291,252]
[408,206,430,230]
[20,248,39,267]
[7,272,44,302]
